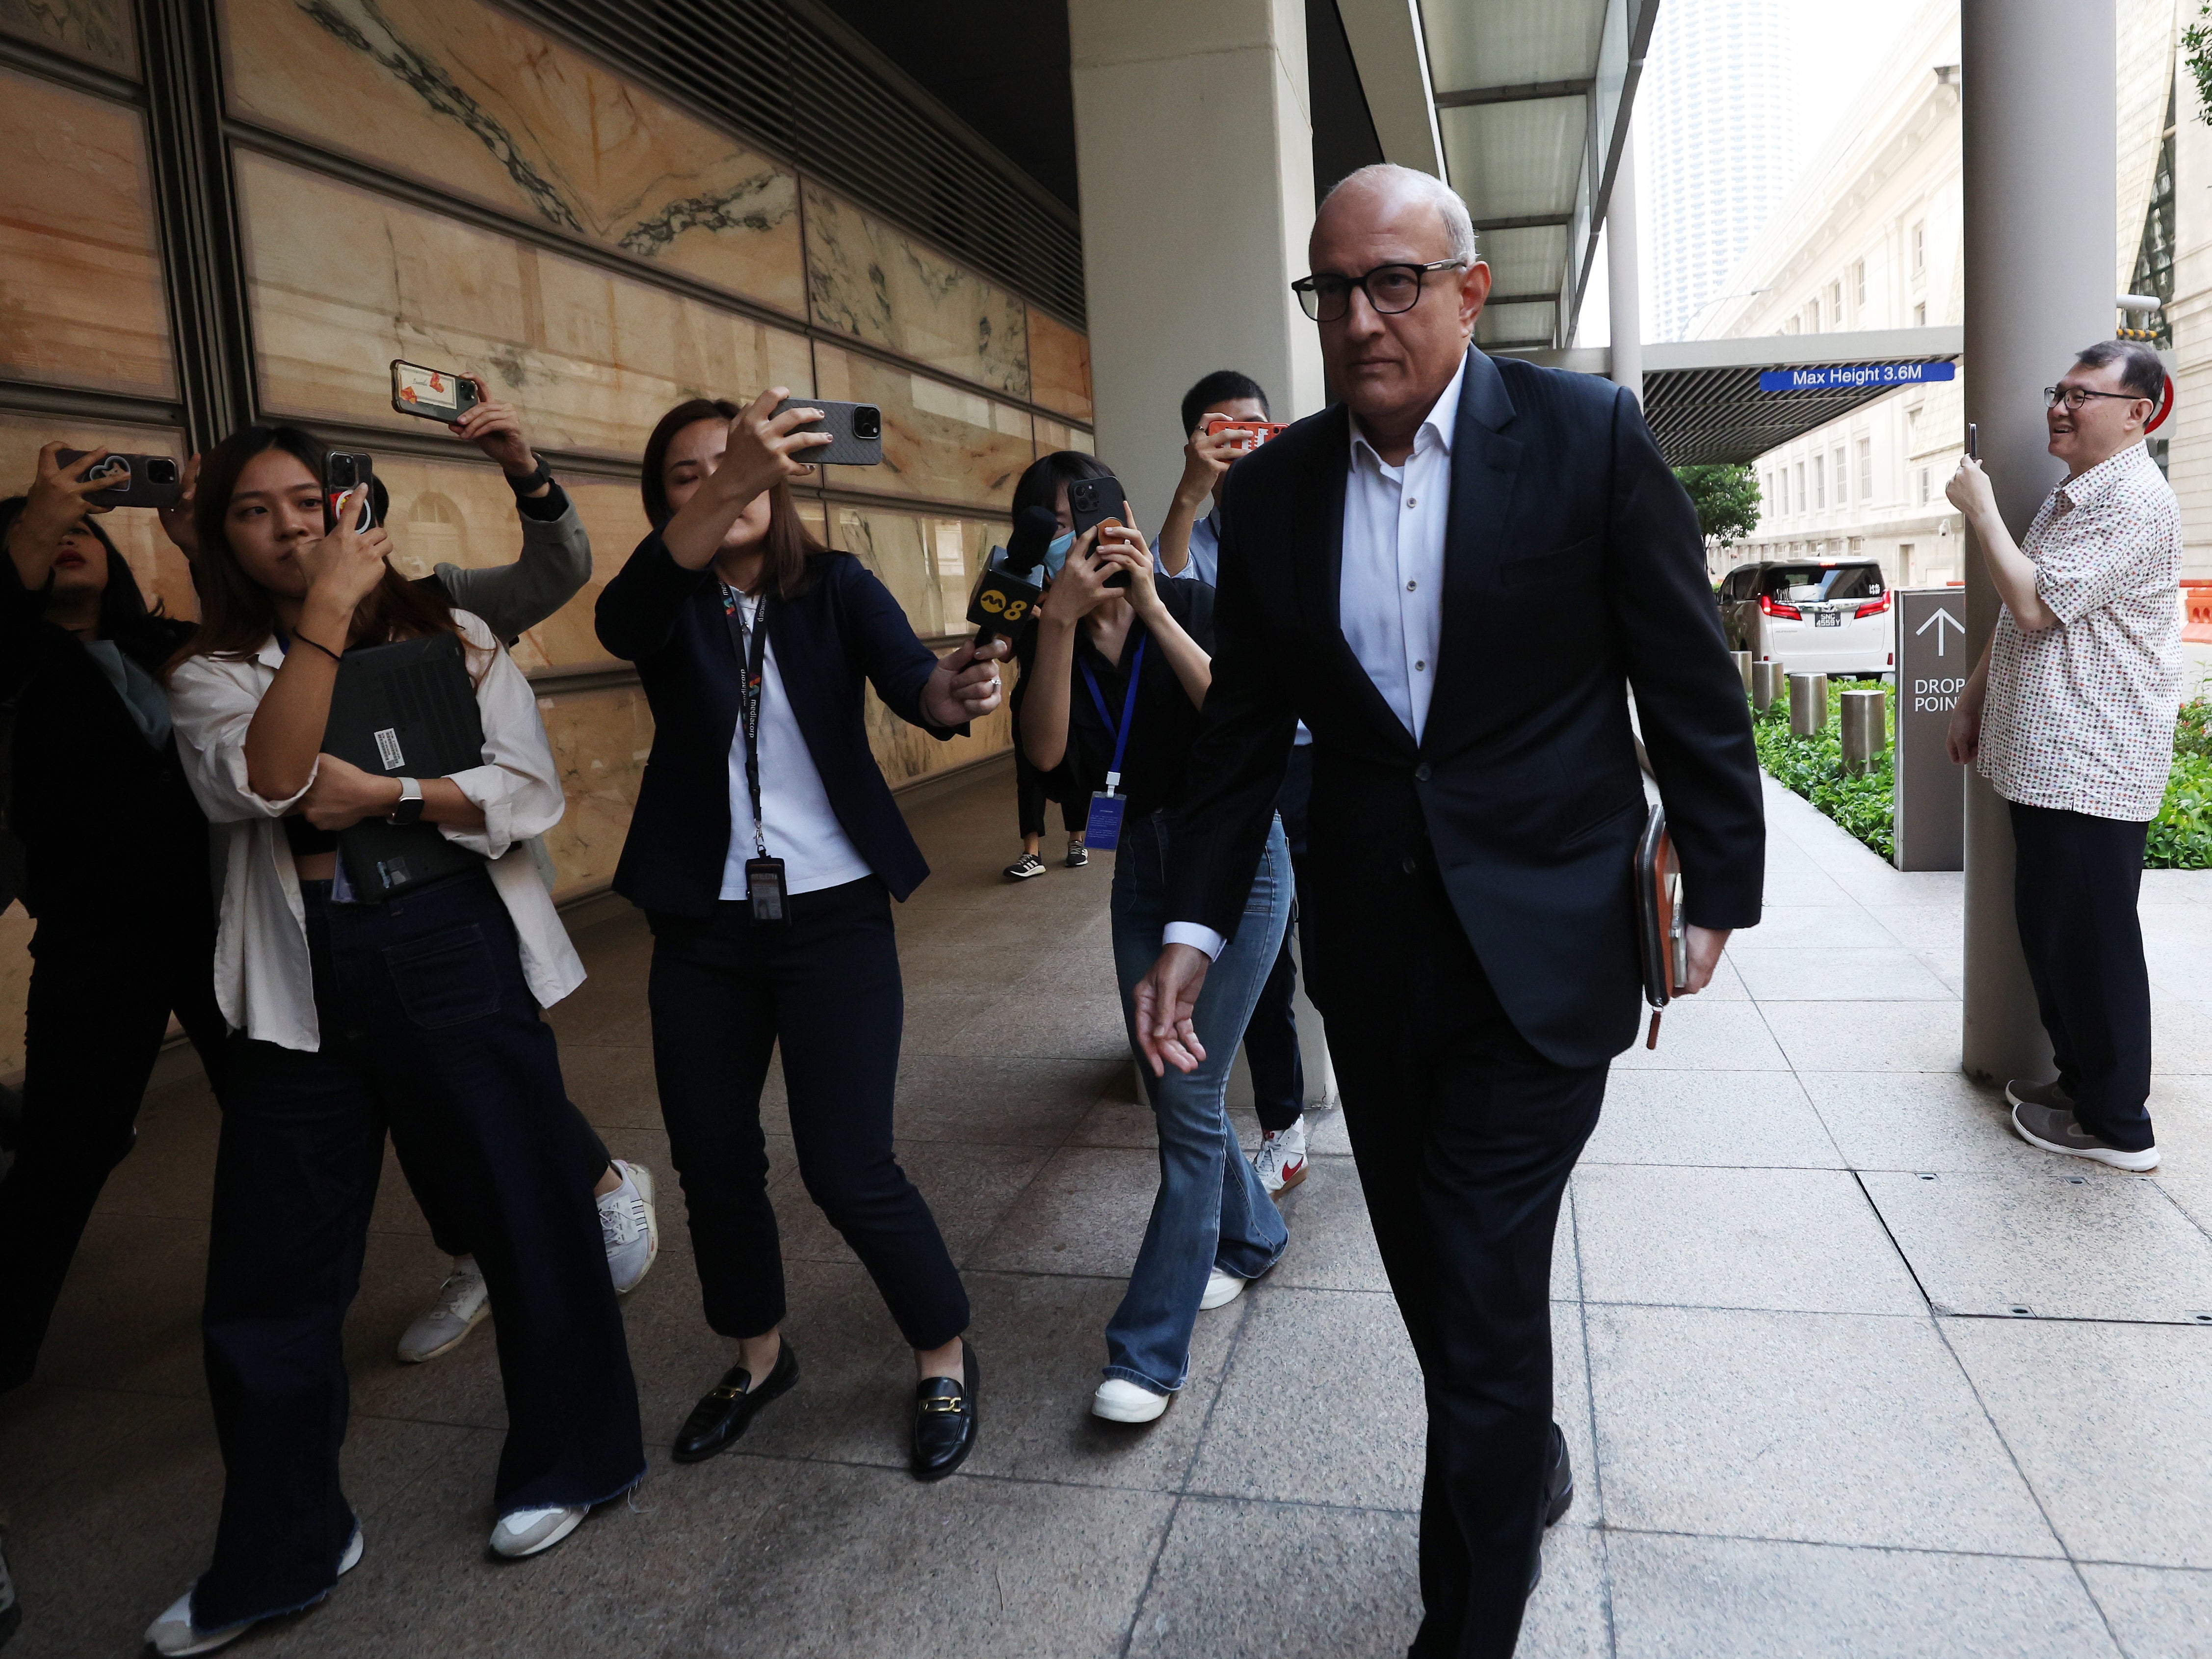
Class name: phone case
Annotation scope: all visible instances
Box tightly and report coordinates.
[1203,417,1287,446]
[1066,476,1132,588]
[55,450,183,509]
[390,359,480,423]
[770,398,884,466]
[324,452,378,532]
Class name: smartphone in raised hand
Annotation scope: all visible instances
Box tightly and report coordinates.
[1066,474,1133,589]
[391,360,482,424]
[54,450,184,508]
[324,451,377,532]
[769,398,884,466]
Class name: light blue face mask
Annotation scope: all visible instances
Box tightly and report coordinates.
[1041,529,1077,581]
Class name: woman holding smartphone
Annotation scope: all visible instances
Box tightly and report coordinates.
[147,426,642,1656]
[1011,451,1294,1426]
[595,389,1002,1481]
[0,448,227,1396]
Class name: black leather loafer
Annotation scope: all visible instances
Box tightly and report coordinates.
[910,1346,978,1481]
[671,1340,797,1464]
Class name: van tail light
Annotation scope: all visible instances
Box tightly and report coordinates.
[1854,591,1893,619]
[1759,593,1801,619]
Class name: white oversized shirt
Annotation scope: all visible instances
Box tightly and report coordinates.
[718,588,873,898]
[1165,357,1467,960]
[168,610,586,1051]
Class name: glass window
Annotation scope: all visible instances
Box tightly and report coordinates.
[0,67,174,399]
[1912,222,1926,275]
[1833,447,1848,504]
[1830,280,1843,322]
[1761,564,1884,602]
[1854,260,1867,306]
[1795,462,1805,512]
[1808,298,1821,332]
[1913,301,1927,327]
[1813,455,1825,509]
[1856,436,1873,499]
[1918,466,1931,504]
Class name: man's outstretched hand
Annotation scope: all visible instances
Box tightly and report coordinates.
[1133,944,1211,1075]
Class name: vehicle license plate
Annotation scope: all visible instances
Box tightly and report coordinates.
[1816,611,1842,627]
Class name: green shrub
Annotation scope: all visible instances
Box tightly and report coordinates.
[1749,688,2212,869]
[1749,683,1896,862]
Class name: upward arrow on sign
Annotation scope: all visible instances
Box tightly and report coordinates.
[1916,607,1965,656]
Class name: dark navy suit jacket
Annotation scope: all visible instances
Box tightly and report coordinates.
[595,534,961,916]
[1164,349,1765,1068]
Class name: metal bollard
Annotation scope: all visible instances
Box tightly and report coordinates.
[1732,650,1753,692]
[1751,661,1786,712]
[1840,687,1886,775]
[1788,672,1829,736]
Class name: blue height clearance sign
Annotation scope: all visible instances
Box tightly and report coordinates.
[1759,362,1956,391]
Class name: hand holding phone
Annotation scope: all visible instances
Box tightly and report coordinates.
[769,397,884,466]
[1967,423,1978,460]
[1065,475,1133,589]
[391,359,481,424]
[323,452,378,533]
[53,447,183,508]
[1202,415,1286,449]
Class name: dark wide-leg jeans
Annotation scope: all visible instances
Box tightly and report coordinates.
[192,871,644,1629]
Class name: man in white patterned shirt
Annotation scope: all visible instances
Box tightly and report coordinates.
[1947,339,2184,1172]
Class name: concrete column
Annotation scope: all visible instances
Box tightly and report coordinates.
[1607,129,1643,401]
[1067,0,1326,529]
[1958,0,2113,1086]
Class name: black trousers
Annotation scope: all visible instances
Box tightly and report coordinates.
[395,1091,613,1258]
[1245,745,1317,1135]
[645,878,969,1350]
[193,872,643,1629]
[0,905,228,1392]
[2009,801,2156,1151]
[1016,748,1085,839]
[1329,863,1606,1659]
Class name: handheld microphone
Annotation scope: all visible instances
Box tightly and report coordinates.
[969,505,1058,649]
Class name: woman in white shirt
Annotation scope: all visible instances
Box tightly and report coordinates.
[148,426,644,1657]
[595,391,1004,1483]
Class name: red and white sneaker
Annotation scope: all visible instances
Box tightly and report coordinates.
[1252,1117,1309,1194]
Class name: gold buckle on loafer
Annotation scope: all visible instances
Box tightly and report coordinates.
[920,1391,966,1414]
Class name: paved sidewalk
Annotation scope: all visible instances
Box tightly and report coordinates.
[2,769,2210,1656]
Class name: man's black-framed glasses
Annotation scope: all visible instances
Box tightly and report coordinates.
[1292,259,1466,323]
[2044,385,2149,410]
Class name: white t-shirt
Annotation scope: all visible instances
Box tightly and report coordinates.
[718,588,874,898]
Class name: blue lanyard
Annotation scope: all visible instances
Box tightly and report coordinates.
[1076,634,1147,795]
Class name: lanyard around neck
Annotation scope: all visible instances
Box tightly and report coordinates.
[723,587,771,858]
[1076,632,1147,796]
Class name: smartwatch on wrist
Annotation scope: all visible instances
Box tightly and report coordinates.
[502,455,554,496]
[386,777,425,827]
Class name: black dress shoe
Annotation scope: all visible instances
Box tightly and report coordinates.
[671,1340,797,1464]
[1529,1421,1574,1595]
[910,1345,978,1481]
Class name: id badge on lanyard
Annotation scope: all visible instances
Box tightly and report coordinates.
[1078,635,1146,852]
[726,589,789,923]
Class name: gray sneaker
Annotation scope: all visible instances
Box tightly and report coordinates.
[2008,1090,2159,1172]
[396,1257,490,1364]
[599,1160,658,1295]
[2005,1077,2076,1113]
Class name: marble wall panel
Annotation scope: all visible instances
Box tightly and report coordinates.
[533,682,651,902]
[237,152,813,459]
[1025,308,1093,422]
[0,901,30,1078]
[0,68,172,399]
[813,345,1031,511]
[221,0,805,316]
[866,685,1012,792]
[803,184,1028,398]
[831,504,1007,642]
[0,413,195,618]
[367,455,646,670]
[0,0,135,74]
[1032,417,1095,458]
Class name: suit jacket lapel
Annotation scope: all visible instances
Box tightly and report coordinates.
[1296,405,1420,755]
[1425,349,1523,754]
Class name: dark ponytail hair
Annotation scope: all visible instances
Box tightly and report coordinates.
[641,398,827,601]
[170,424,461,675]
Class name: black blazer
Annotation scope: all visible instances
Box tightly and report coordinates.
[1165,348,1764,1069]
[595,535,962,915]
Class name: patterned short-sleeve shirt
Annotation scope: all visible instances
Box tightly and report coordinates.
[1978,440,2184,821]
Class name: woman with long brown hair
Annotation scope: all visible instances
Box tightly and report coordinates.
[596,389,1002,1481]
[145,425,643,1656]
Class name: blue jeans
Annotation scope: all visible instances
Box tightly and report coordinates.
[1105,811,1293,1394]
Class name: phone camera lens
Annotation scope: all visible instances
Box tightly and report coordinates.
[147,458,178,484]
[853,405,882,440]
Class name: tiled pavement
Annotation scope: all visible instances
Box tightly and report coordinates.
[3,767,2211,1656]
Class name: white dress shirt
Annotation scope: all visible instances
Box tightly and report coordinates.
[168,611,586,1052]
[1164,356,1467,962]
[718,588,874,899]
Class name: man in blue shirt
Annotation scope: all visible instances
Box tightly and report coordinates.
[1156,371,1317,1192]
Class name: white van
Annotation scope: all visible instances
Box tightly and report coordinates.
[1717,558,1894,678]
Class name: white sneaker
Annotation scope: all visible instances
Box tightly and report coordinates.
[146,1528,361,1655]
[490,1504,586,1559]
[1201,1267,1246,1310]
[599,1160,659,1294]
[1091,1378,1169,1423]
[397,1257,490,1364]
[1252,1117,1310,1194]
